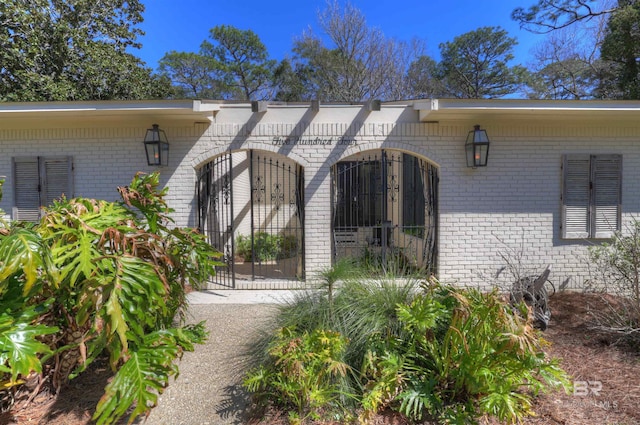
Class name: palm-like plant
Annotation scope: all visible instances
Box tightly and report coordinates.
[0,172,222,424]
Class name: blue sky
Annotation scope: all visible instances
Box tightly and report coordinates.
[136,0,545,71]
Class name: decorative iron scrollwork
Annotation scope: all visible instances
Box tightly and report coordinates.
[222,175,231,205]
[271,183,285,210]
[387,174,399,202]
[253,175,265,203]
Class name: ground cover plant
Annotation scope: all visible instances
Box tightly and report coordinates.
[243,265,570,424]
[0,172,222,424]
[5,291,640,424]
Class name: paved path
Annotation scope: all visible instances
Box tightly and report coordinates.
[141,292,290,425]
[187,289,300,305]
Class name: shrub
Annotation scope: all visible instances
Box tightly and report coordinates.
[235,232,298,262]
[361,282,570,424]
[587,220,640,342]
[245,269,569,424]
[0,172,223,424]
[244,327,351,423]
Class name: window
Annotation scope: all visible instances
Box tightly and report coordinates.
[402,154,425,237]
[13,156,73,221]
[562,154,621,239]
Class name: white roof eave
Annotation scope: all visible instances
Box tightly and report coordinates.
[414,98,640,122]
[0,100,218,125]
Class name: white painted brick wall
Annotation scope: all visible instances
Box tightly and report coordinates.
[2,109,640,291]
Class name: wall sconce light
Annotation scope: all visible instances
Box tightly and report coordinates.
[144,124,169,166]
[465,124,490,168]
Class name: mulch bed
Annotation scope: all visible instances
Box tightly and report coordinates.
[4,292,640,424]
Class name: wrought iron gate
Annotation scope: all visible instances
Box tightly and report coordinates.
[332,150,438,275]
[197,150,305,288]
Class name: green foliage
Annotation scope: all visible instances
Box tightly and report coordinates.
[407,55,447,99]
[160,25,276,100]
[246,274,569,424]
[438,26,527,99]
[362,283,570,423]
[203,25,277,100]
[244,327,351,422]
[94,323,207,425]
[599,1,640,99]
[0,302,58,389]
[247,272,420,421]
[158,51,221,98]
[355,247,424,277]
[0,172,222,424]
[0,0,172,101]
[272,275,418,369]
[235,232,298,262]
[527,54,602,100]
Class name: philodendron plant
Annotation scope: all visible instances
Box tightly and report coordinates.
[0,172,223,424]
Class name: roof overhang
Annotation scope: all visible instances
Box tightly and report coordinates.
[413,98,640,123]
[2,98,640,128]
[0,99,221,127]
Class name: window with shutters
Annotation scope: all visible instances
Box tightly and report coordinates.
[561,154,621,239]
[12,156,74,222]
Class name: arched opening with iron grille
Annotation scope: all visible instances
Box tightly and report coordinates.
[331,149,438,275]
[197,150,304,288]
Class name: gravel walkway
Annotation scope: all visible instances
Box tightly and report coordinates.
[140,301,281,425]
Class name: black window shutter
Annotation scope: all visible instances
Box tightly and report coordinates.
[592,154,622,238]
[13,157,41,222]
[562,154,621,239]
[562,154,590,239]
[13,156,73,222]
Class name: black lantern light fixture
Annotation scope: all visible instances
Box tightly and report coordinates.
[465,124,490,168]
[144,124,169,166]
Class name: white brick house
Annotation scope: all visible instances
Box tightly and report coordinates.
[1,98,639,290]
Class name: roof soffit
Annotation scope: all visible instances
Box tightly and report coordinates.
[413,99,640,124]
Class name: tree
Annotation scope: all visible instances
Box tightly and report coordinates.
[438,27,526,99]
[598,1,640,98]
[512,0,640,100]
[512,0,620,33]
[526,25,605,99]
[159,25,276,100]
[158,51,221,98]
[0,0,171,101]
[287,1,424,102]
[272,58,314,102]
[406,55,448,99]
[201,25,277,100]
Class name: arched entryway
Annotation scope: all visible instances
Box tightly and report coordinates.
[197,150,304,288]
[332,149,438,275]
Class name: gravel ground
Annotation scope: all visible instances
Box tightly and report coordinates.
[140,302,280,425]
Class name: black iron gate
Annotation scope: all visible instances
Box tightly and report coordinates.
[197,150,305,287]
[197,153,235,287]
[332,150,438,275]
